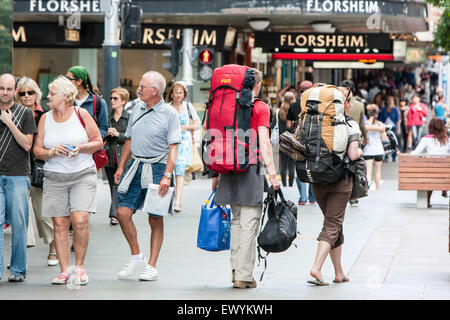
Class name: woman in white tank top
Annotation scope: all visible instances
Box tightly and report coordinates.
[33,76,102,286]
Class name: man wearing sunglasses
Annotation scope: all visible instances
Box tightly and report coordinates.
[0,74,37,282]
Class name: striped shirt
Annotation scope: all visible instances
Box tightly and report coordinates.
[0,104,37,176]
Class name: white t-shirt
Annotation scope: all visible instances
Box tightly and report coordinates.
[363,121,385,156]
[411,136,450,155]
[43,108,95,173]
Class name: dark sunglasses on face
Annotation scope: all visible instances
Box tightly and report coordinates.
[18,90,35,96]
[110,96,119,101]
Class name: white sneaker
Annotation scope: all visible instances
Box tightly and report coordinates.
[117,257,147,279]
[139,265,159,281]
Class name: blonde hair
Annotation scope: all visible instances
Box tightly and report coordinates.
[49,75,78,105]
[366,103,379,113]
[280,91,295,122]
[15,76,43,105]
[111,87,130,104]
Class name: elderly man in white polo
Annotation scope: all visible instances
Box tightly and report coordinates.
[114,71,181,281]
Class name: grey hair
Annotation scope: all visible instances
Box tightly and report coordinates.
[49,75,78,104]
[15,76,43,105]
[143,71,166,97]
[251,68,263,84]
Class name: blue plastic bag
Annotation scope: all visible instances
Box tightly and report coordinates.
[197,191,231,251]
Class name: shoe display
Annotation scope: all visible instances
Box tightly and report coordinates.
[118,256,147,279]
[139,265,159,281]
[8,274,25,282]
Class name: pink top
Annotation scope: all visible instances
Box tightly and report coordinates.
[407,102,427,127]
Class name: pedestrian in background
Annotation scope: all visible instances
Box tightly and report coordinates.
[286,80,316,205]
[0,73,37,282]
[378,95,400,162]
[308,87,362,286]
[212,68,281,289]
[398,98,410,153]
[114,71,180,281]
[104,87,130,225]
[408,95,428,149]
[411,118,450,208]
[167,81,200,213]
[15,76,57,266]
[433,92,448,123]
[363,104,386,190]
[342,79,367,207]
[33,76,103,285]
[66,66,109,138]
[277,91,296,187]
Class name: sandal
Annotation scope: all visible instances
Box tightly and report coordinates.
[47,253,59,266]
[75,267,89,286]
[51,272,69,285]
[110,217,119,225]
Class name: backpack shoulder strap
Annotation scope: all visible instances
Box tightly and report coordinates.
[92,94,101,122]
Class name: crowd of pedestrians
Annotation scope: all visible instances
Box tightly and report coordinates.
[0,68,201,284]
[0,64,448,289]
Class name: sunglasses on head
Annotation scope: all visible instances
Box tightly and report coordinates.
[18,90,35,97]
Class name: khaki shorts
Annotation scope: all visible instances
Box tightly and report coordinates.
[42,166,97,218]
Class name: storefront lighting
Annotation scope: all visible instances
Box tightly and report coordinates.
[248,18,270,31]
[272,53,394,61]
[313,61,384,69]
[310,22,335,33]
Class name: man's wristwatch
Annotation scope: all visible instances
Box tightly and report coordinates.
[164,172,172,179]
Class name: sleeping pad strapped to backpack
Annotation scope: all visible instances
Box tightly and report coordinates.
[203,64,261,174]
[295,84,349,185]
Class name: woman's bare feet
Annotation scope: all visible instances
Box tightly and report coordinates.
[333,273,350,283]
[308,269,329,286]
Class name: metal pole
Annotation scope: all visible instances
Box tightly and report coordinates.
[182,28,194,102]
[102,0,121,112]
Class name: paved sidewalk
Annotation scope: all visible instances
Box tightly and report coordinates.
[0,163,448,299]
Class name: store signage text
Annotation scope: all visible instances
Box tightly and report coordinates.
[142,28,217,47]
[12,23,228,50]
[28,0,100,13]
[255,32,392,53]
[305,0,379,14]
[280,34,366,48]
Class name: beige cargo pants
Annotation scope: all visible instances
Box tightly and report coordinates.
[230,204,263,282]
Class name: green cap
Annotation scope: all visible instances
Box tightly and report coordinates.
[68,66,88,84]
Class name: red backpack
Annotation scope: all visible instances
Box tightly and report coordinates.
[203,64,260,174]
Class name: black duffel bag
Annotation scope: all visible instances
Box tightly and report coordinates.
[257,187,299,280]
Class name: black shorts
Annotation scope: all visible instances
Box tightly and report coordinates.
[363,155,384,162]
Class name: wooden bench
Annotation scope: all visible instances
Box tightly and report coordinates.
[398,154,450,209]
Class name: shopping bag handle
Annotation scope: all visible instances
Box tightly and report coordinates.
[268,186,286,204]
[207,190,216,208]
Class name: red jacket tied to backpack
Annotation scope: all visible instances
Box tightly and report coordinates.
[204,65,268,174]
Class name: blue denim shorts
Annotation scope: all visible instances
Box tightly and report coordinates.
[118,160,173,215]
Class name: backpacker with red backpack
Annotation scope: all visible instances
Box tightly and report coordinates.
[203,64,261,174]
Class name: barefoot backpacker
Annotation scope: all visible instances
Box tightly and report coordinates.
[295,84,351,185]
[202,64,263,174]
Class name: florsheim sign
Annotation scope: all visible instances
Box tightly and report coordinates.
[255,32,392,53]
[13,0,425,17]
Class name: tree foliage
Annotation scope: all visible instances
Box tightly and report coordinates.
[425,0,450,52]
[0,0,12,74]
